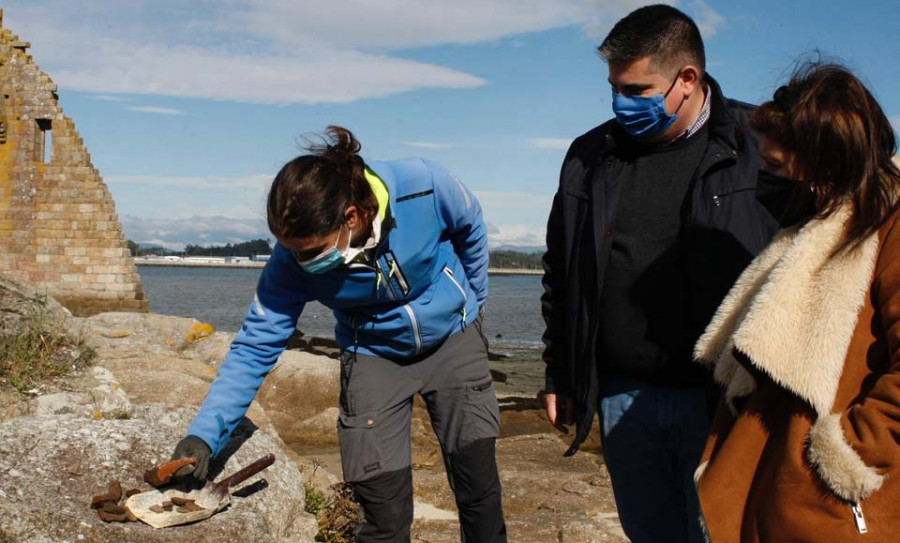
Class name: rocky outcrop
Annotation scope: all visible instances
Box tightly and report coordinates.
[0,299,318,542]
[0,274,73,331]
[0,405,316,543]
[1,284,627,542]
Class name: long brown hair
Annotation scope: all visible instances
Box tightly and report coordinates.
[751,62,900,253]
[267,126,377,240]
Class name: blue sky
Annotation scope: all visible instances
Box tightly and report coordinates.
[5,0,900,249]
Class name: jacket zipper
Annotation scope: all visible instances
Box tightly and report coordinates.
[443,267,468,325]
[851,502,868,534]
[375,257,420,354]
[377,260,398,301]
[389,258,410,295]
[349,313,359,346]
[403,304,422,355]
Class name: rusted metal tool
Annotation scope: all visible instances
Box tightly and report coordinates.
[125,453,276,529]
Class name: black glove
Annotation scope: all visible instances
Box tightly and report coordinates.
[171,435,212,480]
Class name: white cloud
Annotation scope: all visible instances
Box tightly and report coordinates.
[120,215,271,249]
[475,191,552,211]
[3,0,712,104]
[528,138,573,150]
[475,191,552,247]
[687,1,727,37]
[485,223,547,248]
[232,0,582,50]
[106,173,271,189]
[123,106,185,115]
[403,141,455,149]
[121,213,546,250]
[90,94,131,102]
[111,181,552,248]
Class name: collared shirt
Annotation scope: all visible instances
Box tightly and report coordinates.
[683,83,711,140]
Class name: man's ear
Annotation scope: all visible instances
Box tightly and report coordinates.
[680,65,703,98]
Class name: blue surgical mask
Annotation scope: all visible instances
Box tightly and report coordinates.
[612,71,683,140]
[296,225,350,274]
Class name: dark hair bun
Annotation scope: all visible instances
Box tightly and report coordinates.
[308,125,362,168]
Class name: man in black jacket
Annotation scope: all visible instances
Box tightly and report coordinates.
[541,5,779,542]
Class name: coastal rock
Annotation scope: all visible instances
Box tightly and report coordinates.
[2,289,627,542]
[82,312,232,363]
[0,274,73,332]
[89,367,134,419]
[256,350,341,446]
[0,404,317,543]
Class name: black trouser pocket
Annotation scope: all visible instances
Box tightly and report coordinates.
[338,411,383,483]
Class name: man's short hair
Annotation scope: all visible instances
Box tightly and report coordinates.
[598,4,706,77]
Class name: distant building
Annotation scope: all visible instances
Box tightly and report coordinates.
[183,257,227,264]
[251,254,271,262]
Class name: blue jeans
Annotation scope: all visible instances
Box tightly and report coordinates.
[598,375,709,543]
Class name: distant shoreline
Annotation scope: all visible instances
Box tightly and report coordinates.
[134,259,542,276]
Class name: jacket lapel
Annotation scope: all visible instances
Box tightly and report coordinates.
[694,205,879,416]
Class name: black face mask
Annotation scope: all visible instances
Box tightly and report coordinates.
[756,169,817,228]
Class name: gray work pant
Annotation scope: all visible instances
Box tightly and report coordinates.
[338,320,507,542]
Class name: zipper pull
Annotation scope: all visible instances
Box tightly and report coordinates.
[851,502,868,534]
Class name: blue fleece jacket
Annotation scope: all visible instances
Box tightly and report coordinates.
[187,158,488,455]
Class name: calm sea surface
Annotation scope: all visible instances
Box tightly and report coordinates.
[137,266,546,365]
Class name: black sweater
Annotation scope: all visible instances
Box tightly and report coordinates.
[597,124,710,387]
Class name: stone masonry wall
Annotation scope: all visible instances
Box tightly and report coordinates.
[0,10,148,315]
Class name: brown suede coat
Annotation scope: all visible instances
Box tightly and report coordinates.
[693,205,900,542]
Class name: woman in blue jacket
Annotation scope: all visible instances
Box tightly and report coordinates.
[171,126,506,542]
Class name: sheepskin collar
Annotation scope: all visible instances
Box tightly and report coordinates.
[694,205,884,502]
[694,205,877,414]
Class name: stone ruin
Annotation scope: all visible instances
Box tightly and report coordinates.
[0,9,148,316]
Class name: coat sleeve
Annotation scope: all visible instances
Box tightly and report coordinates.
[541,181,570,395]
[186,247,311,455]
[834,217,900,494]
[427,159,489,306]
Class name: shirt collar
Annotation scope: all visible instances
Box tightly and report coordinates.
[683,83,712,140]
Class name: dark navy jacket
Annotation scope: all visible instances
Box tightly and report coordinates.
[541,76,780,454]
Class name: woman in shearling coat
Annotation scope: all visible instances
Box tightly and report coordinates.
[692,63,900,542]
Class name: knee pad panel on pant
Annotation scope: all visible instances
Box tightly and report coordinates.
[352,468,414,542]
[449,438,503,505]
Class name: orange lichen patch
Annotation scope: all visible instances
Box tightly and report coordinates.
[165,338,175,346]
[186,323,215,342]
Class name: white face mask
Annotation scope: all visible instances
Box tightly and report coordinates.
[342,215,382,264]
